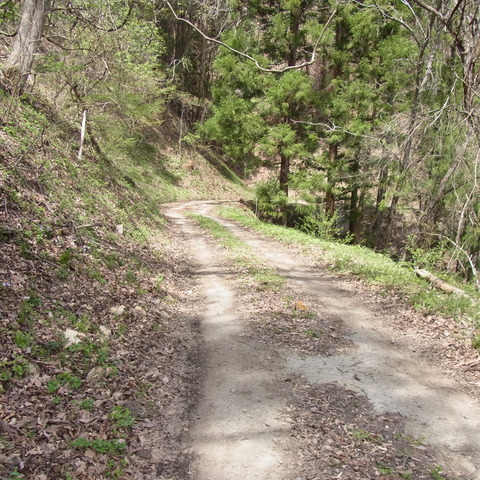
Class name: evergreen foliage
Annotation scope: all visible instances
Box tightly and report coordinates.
[1,0,479,285]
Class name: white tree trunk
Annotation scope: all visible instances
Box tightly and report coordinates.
[4,0,50,94]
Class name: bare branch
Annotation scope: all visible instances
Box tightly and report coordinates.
[290,119,379,140]
[0,29,18,37]
[410,0,445,22]
[164,0,338,73]
[423,233,479,291]
[350,0,422,44]
[105,0,134,32]
[68,0,135,33]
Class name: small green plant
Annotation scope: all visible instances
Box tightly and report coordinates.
[64,474,79,480]
[36,339,64,357]
[56,266,70,279]
[47,372,82,393]
[350,428,381,443]
[125,270,138,284]
[97,346,110,365]
[71,437,127,455]
[377,463,394,475]
[153,274,164,291]
[86,267,107,284]
[293,309,317,320]
[152,323,164,333]
[67,340,96,356]
[0,436,9,447]
[105,458,126,480]
[472,333,480,350]
[57,372,82,390]
[17,295,42,325]
[8,469,25,479]
[58,249,75,267]
[0,356,29,390]
[431,466,446,480]
[110,405,134,429]
[117,324,127,336]
[72,313,91,333]
[304,329,323,338]
[14,330,33,349]
[47,379,61,393]
[78,398,94,410]
[103,252,124,269]
[67,339,108,366]
[394,433,425,446]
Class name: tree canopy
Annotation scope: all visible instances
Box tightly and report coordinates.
[1,0,479,285]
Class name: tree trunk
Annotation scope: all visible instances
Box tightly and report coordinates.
[4,0,51,95]
[348,157,361,242]
[384,193,400,250]
[325,143,337,219]
[279,152,290,197]
[373,166,388,248]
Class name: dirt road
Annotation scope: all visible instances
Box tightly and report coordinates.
[163,200,480,480]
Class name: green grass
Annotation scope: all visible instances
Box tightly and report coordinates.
[190,214,285,292]
[217,205,480,330]
[71,437,127,455]
[109,405,135,429]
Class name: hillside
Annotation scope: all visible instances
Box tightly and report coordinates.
[2,71,480,480]
[0,87,246,479]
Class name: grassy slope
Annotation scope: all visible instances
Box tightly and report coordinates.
[0,89,247,479]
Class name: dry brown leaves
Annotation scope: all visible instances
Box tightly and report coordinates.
[331,274,480,400]
[285,382,449,480]
[0,212,200,479]
[232,271,353,357]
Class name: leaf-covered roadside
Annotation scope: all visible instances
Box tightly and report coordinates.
[286,382,450,480]
[0,216,200,479]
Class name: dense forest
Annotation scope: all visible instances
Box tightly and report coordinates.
[1,0,479,285]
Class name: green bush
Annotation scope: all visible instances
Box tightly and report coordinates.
[255,179,288,221]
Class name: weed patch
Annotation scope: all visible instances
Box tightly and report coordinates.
[71,438,127,455]
[190,213,285,292]
[218,205,480,328]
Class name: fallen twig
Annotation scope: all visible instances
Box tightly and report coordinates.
[414,267,472,299]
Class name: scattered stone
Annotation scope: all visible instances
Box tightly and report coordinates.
[99,325,112,337]
[109,305,125,315]
[64,328,86,346]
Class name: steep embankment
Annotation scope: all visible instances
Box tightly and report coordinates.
[0,92,245,479]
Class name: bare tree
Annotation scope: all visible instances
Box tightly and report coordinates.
[411,0,480,139]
